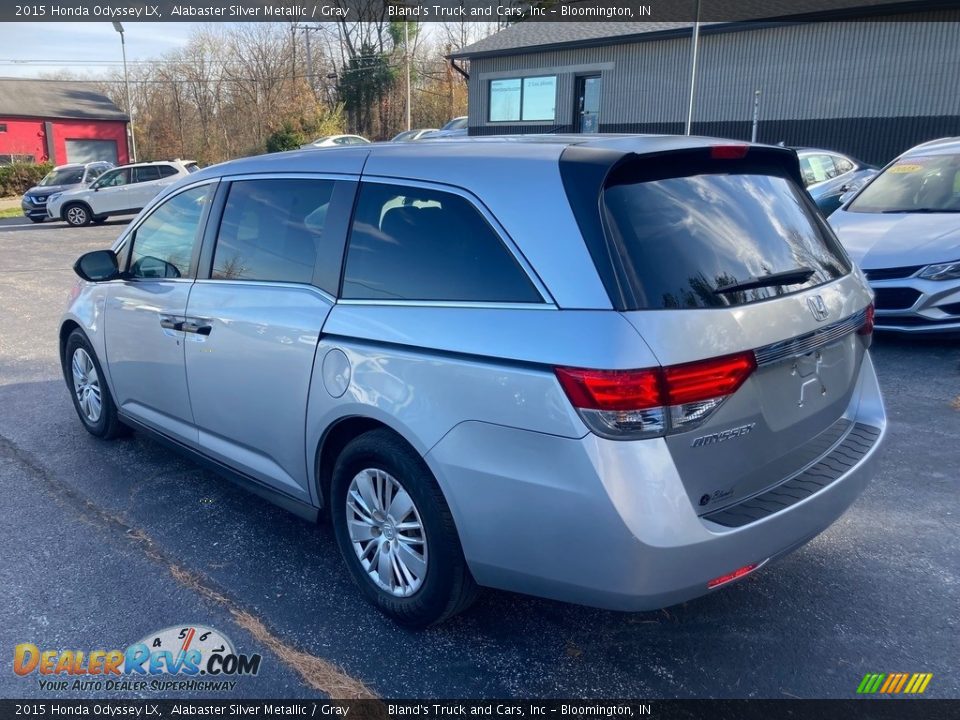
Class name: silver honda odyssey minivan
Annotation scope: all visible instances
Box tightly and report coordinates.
[61,136,885,626]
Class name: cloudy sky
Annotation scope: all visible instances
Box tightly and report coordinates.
[0,23,201,78]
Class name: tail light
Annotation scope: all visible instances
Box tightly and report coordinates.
[707,561,764,589]
[710,144,749,160]
[555,351,757,439]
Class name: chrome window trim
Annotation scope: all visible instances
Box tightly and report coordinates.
[355,175,556,305]
[192,278,336,304]
[754,307,868,366]
[218,171,358,183]
[336,299,557,310]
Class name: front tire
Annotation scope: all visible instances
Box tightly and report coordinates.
[330,429,478,627]
[64,203,91,227]
[64,330,127,439]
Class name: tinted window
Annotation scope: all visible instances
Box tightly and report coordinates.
[96,169,130,188]
[129,185,210,279]
[158,164,180,178]
[600,162,850,309]
[212,178,335,284]
[133,166,161,183]
[849,153,960,213]
[84,166,108,182]
[342,183,541,302]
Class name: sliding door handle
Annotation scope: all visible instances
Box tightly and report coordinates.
[181,319,212,336]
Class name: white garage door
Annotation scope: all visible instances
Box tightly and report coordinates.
[65,139,119,164]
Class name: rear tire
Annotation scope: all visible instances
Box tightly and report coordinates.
[330,428,478,627]
[64,203,91,227]
[63,330,128,440]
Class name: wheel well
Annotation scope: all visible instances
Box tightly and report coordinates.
[59,320,82,366]
[316,416,397,514]
[61,200,91,219]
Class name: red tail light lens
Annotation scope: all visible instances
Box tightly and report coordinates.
[857,302,875,336]
[555,351,757,439]
[710,144,749,160]
[663,352,757,405]
[554,367,661,411]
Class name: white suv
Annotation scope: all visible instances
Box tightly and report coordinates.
[47,160,197,226]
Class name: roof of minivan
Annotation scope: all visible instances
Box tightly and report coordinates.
[190,134,776,184]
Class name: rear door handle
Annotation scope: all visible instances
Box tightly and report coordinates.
[181,319,212,336]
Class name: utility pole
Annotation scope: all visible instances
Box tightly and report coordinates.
[304,26,315,98]
[112,22,137,162]
[405,22,412,131]
[684,0,701,136]
[751,90,761,143]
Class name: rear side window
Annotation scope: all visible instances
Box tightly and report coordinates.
[599,157,851,309]
[211,178,335,285]
[342,183,541,302]
[133,166,161,183]
[159,164,181,177]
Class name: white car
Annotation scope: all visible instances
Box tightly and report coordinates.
[47,160,198,226]
[299,135,370,149]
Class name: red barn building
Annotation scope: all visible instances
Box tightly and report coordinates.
[0,78,129,166]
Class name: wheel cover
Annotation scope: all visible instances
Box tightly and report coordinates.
[346,468,428,597]
[67,206,87,224]
[71,348,102,423]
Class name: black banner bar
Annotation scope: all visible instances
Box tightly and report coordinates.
[2,0,957,23]
[1,700,959,720]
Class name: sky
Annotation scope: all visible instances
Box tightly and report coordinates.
[0,22,201,79]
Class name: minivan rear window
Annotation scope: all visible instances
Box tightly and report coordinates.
[598,158,851,309]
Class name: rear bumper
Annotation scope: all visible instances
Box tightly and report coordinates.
[426,352,885,611]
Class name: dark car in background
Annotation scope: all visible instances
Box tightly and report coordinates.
[21,161,113,223]
[795,148,876,215]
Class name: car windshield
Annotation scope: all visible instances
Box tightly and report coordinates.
[848,153,960,213]
[39,167,84,186]
[441,117,467,131]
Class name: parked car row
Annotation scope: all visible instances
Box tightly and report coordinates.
[23,159,197,226]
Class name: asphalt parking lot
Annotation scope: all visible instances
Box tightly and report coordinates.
[0,215,957,700]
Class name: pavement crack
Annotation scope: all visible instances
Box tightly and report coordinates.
[0,432,379,701]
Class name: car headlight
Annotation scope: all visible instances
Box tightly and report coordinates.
[918,261,960,281]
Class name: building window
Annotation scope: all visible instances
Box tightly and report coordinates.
[0,124,7,132]
[489,76,556,123]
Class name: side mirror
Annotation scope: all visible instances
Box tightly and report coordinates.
[74,250,120,282]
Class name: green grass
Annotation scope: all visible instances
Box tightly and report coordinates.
[0,205,25,219]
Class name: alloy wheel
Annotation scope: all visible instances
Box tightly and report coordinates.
[346,468,428,597]
[71,347,102,423]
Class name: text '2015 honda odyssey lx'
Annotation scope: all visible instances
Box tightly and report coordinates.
[61,136,885,626]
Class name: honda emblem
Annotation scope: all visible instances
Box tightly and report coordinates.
[807,295,829,322]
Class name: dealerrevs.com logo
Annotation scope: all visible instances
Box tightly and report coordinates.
[14,625,262,693]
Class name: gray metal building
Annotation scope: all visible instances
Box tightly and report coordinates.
[451,5,960,164]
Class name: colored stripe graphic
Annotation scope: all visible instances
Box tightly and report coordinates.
[857,672,932,694]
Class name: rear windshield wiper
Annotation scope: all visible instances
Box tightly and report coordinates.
[715,267,816,294]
